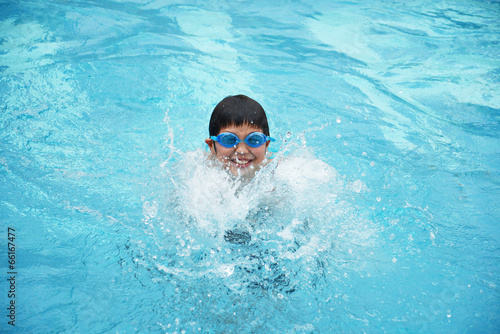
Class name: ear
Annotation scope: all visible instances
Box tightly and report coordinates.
[205,138,216,154]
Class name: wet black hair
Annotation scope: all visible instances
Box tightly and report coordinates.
[209,95,270,137]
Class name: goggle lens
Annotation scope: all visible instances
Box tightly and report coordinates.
[220,134,239,146]
[246,133,265,147]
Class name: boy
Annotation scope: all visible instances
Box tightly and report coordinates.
[205,95,275,177]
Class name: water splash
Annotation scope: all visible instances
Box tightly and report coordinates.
[144,147,377,291]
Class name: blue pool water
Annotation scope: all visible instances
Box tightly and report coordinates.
[1,0,499,332]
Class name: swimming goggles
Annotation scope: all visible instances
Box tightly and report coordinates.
[211,132,275,148]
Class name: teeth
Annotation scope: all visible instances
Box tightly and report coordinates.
[234,158,248,164]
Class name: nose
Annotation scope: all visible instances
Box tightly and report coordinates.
[235,141,250,154]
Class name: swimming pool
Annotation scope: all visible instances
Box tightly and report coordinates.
[1,0,499,332]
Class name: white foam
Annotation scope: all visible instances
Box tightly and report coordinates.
[175,150,255,232]
[171,148,370,245]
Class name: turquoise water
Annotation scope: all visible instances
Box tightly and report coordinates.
[1,0,499,333]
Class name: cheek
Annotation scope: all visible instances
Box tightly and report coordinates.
[251,147,267,162]
[215,147,233,159]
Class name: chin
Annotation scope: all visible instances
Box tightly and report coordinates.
[228,164,255,177]
[230,167,250,176]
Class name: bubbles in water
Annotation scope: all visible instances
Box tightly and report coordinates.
[142,200,158,219]
[350,180,365,193]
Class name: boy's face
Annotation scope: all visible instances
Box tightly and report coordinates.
[205,123,270,176]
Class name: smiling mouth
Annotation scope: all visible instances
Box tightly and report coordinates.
[231,157,253,168]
